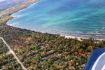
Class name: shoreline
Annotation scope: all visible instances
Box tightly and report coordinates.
[6,21,105,41]
[64,35,104,41]
[0,0,105,41]
[6,22,105,41]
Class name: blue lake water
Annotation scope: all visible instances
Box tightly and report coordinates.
[7,0,105,38]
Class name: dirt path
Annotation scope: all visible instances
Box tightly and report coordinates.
[0,37,27,70]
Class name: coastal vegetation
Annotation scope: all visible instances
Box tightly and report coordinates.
[0,23,105,70]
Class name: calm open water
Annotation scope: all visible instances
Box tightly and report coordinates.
[7,0,105,38]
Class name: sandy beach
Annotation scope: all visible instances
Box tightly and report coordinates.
[0,0,37,18]
[64,35,83,41]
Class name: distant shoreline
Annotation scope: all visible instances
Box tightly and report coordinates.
[0,0,37,18]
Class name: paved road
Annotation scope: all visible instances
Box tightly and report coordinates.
[0,37,27,70]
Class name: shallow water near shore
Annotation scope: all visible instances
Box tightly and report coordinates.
[7,0,105,39]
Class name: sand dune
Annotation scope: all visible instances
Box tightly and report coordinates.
[0,0,37,18]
